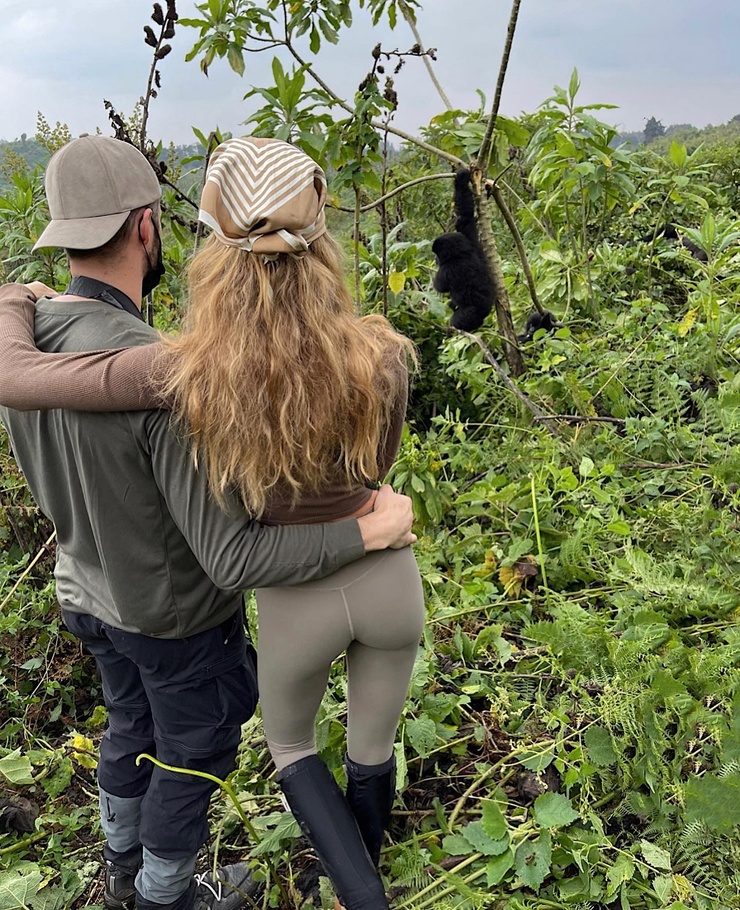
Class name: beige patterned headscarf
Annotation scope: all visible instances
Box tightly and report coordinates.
[198,136,327,256]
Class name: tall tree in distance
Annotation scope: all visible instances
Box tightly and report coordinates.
[643,116,666,144]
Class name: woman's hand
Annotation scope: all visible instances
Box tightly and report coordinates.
[24,282,58,301]
[357,484,416,551]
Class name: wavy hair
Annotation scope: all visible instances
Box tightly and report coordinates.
[159,233,416,517]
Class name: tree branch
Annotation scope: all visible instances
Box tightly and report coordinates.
[490,184,544,315]
[478,0,523,170]
[462,331,559,436]
[400,1,454,112]
[281,40,462,166]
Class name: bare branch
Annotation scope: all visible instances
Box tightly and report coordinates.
[478,0,523,170]
[461,331,560,436]
[489,184,544,315]
[400,1,453,112]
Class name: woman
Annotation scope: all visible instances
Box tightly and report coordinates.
[0,137,425,910]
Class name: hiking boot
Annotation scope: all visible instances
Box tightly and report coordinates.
[105,859,140,910]
[192,863,261,910]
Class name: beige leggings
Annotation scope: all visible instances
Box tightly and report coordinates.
[256,546,425,772]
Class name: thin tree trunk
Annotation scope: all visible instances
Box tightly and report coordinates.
[473,182,524,375]
[490,184,544,315]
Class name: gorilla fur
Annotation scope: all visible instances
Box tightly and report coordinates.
[432,169,495,332]
[518,309,557,343]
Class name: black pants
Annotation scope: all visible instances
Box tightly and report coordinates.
[63,607,257,859]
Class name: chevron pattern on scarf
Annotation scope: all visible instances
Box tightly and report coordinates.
[198,136,327,255]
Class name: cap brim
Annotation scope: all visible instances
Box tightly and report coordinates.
[32,211,131,252]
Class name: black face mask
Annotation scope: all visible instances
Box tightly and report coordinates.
[142,221,165,297]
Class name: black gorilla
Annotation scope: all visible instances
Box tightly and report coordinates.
[518,309,557,343]
[633,223,709,262]
[432,169,495,331]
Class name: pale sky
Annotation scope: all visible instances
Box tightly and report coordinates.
[1,0,738,146]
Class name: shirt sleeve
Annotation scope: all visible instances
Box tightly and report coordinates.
[0,283,162,411]
[141,408,367,590]
[377,361,409,479]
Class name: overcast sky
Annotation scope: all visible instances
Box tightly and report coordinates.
[1,0,738,146]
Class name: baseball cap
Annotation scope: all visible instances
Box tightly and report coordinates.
[33,134,161,251]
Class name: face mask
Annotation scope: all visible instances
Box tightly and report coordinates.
[142,220,165,297]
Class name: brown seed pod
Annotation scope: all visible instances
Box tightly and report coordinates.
[371,42,381,60]
[152,3,164,25]
[163,21,175,38]
[143,25,158,47]
[156,43,172,59]
[166,0,179,21]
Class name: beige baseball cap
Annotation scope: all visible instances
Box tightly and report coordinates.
[33,134,161,251]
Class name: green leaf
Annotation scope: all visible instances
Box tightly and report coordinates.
[0,749,34,786]
[461,821,510,856]
[653,874,674,904]
[607,520,631,536]
[579,456,595,477]
[0,865,44,910]
[515,832,552,891]
[533,792,580,828]
[486,849,514,887]
[481,799,508,840]
[442,833,475,856]
[669,141,688,169]
[584,726,618,767]
[226,43,245,76]
[640,840,672,871]
[685,773,740,833]
[568,67,580,101]
[405,714,436,757]
[606,853,635,898]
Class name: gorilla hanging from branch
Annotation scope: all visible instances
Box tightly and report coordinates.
[432,169,496,332]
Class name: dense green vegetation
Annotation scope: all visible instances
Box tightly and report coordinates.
[2,2,740,909]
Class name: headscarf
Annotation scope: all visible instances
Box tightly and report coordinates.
[198,136,327,256]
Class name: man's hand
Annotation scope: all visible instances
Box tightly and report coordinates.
[357,484,416,552]
[24,282,57,301]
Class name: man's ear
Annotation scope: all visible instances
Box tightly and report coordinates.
[138,208,157,248]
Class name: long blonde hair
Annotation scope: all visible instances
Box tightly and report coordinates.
[160,233,416,517]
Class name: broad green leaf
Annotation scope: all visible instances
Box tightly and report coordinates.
[515,832,552,891]
[442,833,475,856]
[387,271,405,294]
[0,749,34,786]
[405,714,436,757]
[584,726,617,767]
[486,850,514,887]
[640,840,672,871]
[0,866,43,910]
[533,792,580,828]
[606,853,635,898]
[653,874,674,904]
[669,141,688,169]
[226,43,245,77]
[481,798,508,840]
[579,456,595,477]
[607,520,631,537]
[461,821,510,856]
[685,773,740,833]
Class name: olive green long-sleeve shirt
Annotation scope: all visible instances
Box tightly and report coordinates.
[0,294,365,638]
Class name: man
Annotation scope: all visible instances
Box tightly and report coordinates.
[0,135,415,910]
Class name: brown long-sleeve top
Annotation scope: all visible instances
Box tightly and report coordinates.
[0,284,407,525]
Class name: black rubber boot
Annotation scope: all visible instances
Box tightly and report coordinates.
[276,755,390,910]
[345,755,396,868]
[134,863,260,910]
